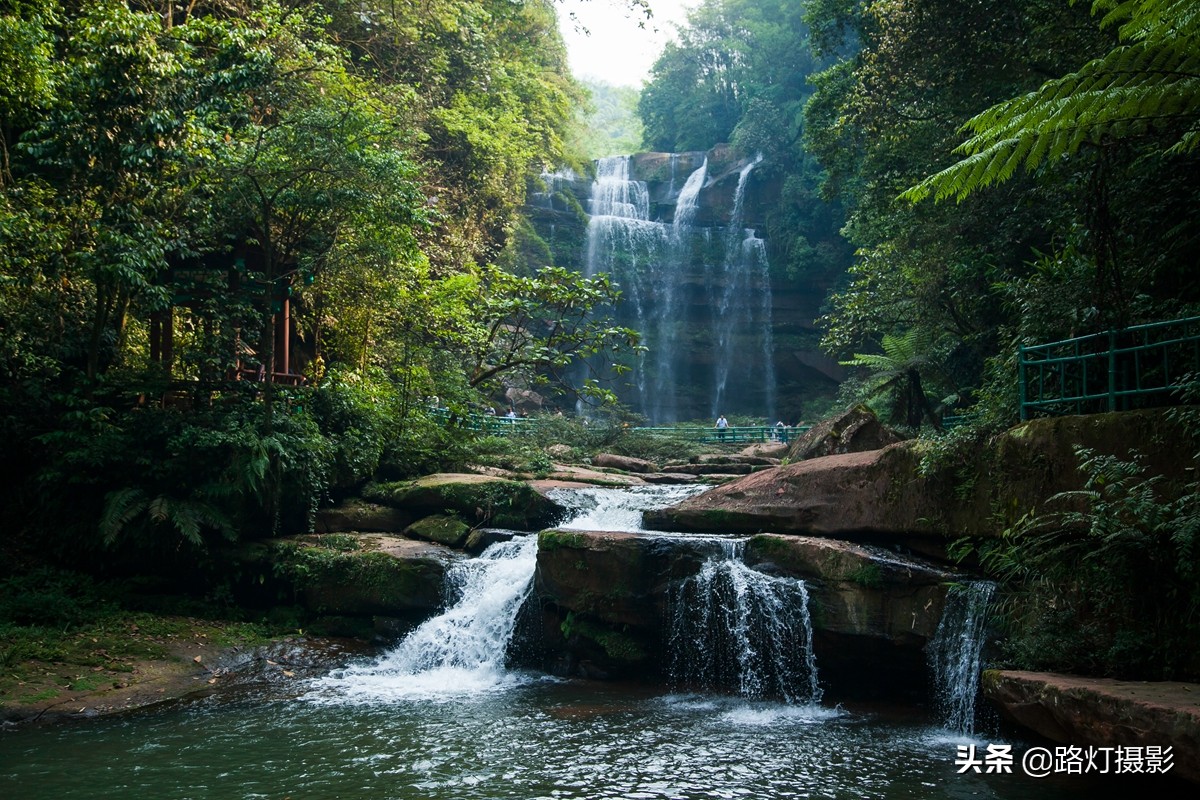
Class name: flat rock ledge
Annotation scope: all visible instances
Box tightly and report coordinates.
[983,670,1200,783]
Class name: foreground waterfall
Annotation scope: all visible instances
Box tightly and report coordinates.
[668,540,822,703]
[927,581,995,734]
[310,535,539,699]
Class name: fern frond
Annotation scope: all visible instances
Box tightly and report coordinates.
[903,1,1200,204]
[100,487,147,545]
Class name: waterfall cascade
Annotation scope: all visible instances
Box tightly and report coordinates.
[312,535,540,698]
[668,539,822,703]
[927,581,996,734]
[578,153,777,423]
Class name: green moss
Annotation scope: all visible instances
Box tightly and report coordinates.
[560,612,646,663]
[404,514,470,548]
[846,563,884,589]
[538,530,588,551]
[366,476,557,529]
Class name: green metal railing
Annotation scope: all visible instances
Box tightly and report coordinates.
[631,425,810,444]
[1019,315,1200,420]
[429,408,809,443]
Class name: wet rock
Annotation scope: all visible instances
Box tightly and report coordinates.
[533,528,959,696]
[464,527,518,555]
[744,534,955,643]
[983,670,1200,784]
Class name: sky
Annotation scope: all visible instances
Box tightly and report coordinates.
[557,0,698,88]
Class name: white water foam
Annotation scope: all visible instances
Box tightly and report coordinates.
[306,536,541,702]
[547,484,710,532]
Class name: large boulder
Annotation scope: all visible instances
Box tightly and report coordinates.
[533,529,719,678]
[533,528,962,696]
[746,534,959,697]
[983,670,1200,784]
[231,534,461,635]
[788,404,903,461]
[364,473,565,530]
[647,408,1200,545]
[593,453,657,473]
[644,442,949,540]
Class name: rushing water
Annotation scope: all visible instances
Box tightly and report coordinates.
[579,154,778,423]
[547,483,711,532]
[928,581,996,735]
[0,489,1177,798]
[668,545,822,704]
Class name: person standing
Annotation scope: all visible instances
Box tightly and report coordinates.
[716,414,729,441]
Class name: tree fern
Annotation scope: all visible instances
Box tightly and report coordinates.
[903,0,1200,203]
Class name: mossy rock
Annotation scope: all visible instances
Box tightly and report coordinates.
[561,613,648,665]
[363,473,563,530]
[404,514,471,549]
[245,536,455,617]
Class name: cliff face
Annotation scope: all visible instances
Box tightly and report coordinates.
[524,147,845,423]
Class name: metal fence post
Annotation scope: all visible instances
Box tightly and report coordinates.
[1018,344,1029,420]
[1108,329,1117,412]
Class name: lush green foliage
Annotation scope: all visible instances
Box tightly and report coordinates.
[804,0,1200,428]
[968,445,1200,679]
[904,0,1200,203]
[572,80,645,159]
[638,0,853,282]
[0,1,639,564]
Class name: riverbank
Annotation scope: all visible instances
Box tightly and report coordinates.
[0,613,356,724]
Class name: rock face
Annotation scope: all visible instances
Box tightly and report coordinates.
[364,473,565,530]
[644,442,948,541]
[983,670,1200,784]
[231,534,461,637]
[532,528,959,696]
[646,408,1199,546]
[787,404,903,461]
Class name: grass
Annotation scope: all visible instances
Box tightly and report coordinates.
[0,567,293,709]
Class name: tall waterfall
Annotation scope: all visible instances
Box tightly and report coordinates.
[584,156,670,413]
[927,581,995,734]
[310,536,540,699]
[578,153,777,423]
[668,540,822,703]
[711,155,776,421]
